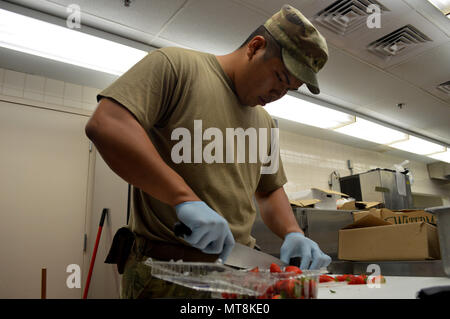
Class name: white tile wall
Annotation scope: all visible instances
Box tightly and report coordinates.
[279,130,450,202]
[24,74,45,102]
[0,68,5,92]
[2,70,25,98]
[82,86,100,111]
[63,83,83,109]
[44,78,65,105]
[0,67,101,112]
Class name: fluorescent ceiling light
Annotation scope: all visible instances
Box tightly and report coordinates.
[0,9,147,75]
[334,117,408,145]
[427,0,450,15]
[388,136,446,155]
[428,149,450,163]
[265,94,354,129]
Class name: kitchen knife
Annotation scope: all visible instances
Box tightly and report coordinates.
[173,222,300,269]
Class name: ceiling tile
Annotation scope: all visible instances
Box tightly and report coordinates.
[158,0,268,54]
[388,41,450,102]
[46,0,187,35]
[236,0,321,16]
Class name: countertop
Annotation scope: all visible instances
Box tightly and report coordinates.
[317,276,450,299]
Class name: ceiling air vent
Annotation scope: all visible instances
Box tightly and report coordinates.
[313,0,389,36]
[367,25,432,59]
[437,80,450,95]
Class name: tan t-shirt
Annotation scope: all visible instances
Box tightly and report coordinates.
[97,47,287,247]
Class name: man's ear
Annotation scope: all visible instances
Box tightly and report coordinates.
[246,35,266,60]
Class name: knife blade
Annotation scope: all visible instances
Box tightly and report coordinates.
[224,242,287,269]
[173,222,300,269]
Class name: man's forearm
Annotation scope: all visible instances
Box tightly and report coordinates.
[86,99,200,207]
[255,187,303,239]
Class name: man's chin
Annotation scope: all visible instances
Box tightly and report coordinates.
[237,96,257,107]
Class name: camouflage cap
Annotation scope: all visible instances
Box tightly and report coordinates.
[264,5,328,94]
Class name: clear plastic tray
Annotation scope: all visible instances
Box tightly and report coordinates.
[144,258,324,298]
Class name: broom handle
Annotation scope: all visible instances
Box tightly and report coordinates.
[83,208,108,299]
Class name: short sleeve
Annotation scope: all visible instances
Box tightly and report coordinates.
[256,117,287,193]
[96,50,178,130]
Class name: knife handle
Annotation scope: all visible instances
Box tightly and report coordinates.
[174,221,192,237]
[289,257,301,267]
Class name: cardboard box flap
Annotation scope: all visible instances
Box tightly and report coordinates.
[311,188,349,198]
[343,214,391,229]
[353,208,437,225]
[289,199,321,207]
[356,201,382,209]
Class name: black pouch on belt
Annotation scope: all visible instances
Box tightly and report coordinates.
[105,226,135,274]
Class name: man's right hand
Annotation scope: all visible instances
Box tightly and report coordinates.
[175,201,235,262]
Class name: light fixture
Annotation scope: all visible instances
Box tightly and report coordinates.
[0,8,147,75]
[334,117,408,145]
[264,94,354,129]
[428,149,450,163]
[388,136,446,155]
[427,0,450,16]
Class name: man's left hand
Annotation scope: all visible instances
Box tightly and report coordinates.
[280,232,332,270]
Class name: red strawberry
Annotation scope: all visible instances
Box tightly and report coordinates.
[336,274,353,282]
[249,266,259,273]
[370,275,386,284]
[285,265,303,274]
[270,263,282,273]
[272,294,282,299]
[319,275,336,283]
[348,275,366,285]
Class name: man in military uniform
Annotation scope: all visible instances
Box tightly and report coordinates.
[85,5,331,299]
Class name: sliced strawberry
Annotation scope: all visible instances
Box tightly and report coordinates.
[285,265,303,274]
[270,263,282,273]
[348,275,366,285]
[319,275,336,283]
[370,275,386,284]
[249,266,259,273]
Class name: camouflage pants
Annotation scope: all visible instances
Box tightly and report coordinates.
[121,252,212,299]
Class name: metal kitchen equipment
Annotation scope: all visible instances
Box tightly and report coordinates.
[339,168,413,210]
[425,206,450,277]
[251,207,354,260]
[251,206,447,277]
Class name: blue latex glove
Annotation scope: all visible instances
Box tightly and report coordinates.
[175,201,235,262]
[280,232,331,270]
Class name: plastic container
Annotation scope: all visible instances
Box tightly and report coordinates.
[144,258,322,299]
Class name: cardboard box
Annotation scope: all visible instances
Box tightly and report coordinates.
[353,208,437,225]
[289,199,320,208]
[311,188,349,210]
[289,188,349,209]
[338,201,382,210]
[338,214,441,261]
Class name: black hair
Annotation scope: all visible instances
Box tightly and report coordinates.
[239,25,281,60]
